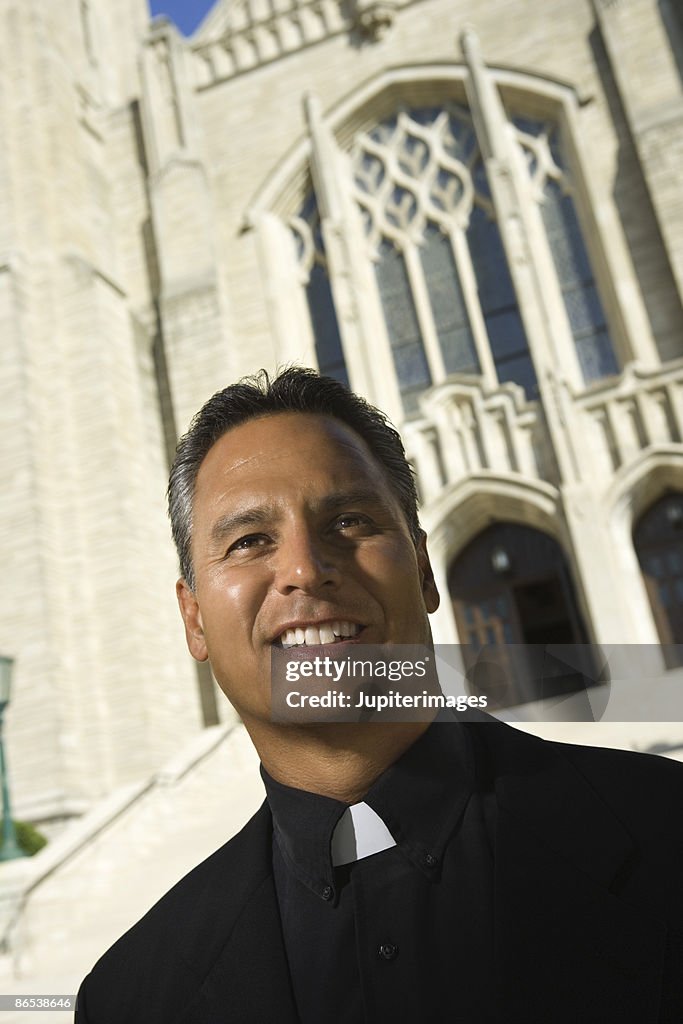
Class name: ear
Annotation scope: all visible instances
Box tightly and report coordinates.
[416,531,440,614]
[176,579,209,662]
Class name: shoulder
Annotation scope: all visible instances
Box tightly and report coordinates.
[466,713,683,835]
[474,715,683,860]
[553,733,683,783]
[77,800,273,1023]
[468,712,683,794]
[552,735,683,826]
[552,738,683,913]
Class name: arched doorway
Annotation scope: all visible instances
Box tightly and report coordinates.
[448,522,595,708]
[633,492,683,669]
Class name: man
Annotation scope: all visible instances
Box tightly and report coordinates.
[77,368,683,1023]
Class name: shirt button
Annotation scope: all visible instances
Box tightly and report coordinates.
[424,853,437,868]
[321,885,333,901]
[379,943,399,961]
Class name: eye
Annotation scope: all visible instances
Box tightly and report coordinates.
[226,534,270,556]
[332,513,373,531]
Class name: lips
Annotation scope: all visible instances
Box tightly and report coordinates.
[276,621,363,648]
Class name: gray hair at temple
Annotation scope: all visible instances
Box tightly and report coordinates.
[167,367,422,590]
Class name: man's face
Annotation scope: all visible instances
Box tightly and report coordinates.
[176,412,440,726]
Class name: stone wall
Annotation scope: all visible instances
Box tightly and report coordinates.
[0,0,682,820]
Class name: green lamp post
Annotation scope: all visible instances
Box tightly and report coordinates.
[0,656,25,861]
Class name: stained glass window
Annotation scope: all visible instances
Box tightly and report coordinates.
[467,205,538,396]
[514,119,619,385]
[307,264,349,387]
[375,240,431,415]
[290,191,348,388]
[420,224,479,377]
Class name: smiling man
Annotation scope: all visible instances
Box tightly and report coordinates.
[77,368,683,1024]
[175,408,439,794]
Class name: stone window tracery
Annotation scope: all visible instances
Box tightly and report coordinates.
[288,97,619,417]
[351,105,535,413]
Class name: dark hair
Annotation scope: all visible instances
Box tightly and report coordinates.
[167,367,421,588]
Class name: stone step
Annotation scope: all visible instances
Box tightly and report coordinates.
[0,723,263,1020]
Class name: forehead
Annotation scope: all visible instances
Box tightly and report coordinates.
[194,412,393,502]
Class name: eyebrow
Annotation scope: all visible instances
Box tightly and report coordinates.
[209,507,277,546]
[208,488,396,545]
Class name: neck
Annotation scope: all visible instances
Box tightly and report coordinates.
[244,718,432,804]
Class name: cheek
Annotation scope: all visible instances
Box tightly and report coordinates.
[353,539,423,615]
[200,572,268,647]
[358,536,419,580]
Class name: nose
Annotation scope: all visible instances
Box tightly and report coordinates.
[273,526,341,595]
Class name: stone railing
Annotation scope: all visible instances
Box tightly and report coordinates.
[576,359,683,475]
[402,359,683,504]
[402,378,552,503]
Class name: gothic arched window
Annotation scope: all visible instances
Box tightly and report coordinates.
[289,98,619,417]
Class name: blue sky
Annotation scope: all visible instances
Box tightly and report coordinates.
[149,0,216,36]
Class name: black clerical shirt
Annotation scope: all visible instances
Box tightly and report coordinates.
[261,722,496,1023]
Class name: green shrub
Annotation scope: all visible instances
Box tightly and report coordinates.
[0,820,48,857]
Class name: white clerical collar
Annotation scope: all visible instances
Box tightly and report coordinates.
[331,801,397,867]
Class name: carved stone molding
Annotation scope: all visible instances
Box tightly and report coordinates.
[353,0,398,40]
[190,0,427,87]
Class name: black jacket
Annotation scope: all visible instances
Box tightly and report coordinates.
[76,718,683,1023]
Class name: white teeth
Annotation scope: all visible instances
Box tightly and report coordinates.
[319,624,335,644]
[278,621,362,647]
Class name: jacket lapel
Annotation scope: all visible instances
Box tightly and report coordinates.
[181,874,300,1024]
[176,802,299,1024]
[481,721,667,1023]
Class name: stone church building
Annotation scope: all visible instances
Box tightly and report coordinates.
[1,0,683,832]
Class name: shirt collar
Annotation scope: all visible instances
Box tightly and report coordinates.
[261,764,346,899]
[261,719,475,901]
[330,802,396,866]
